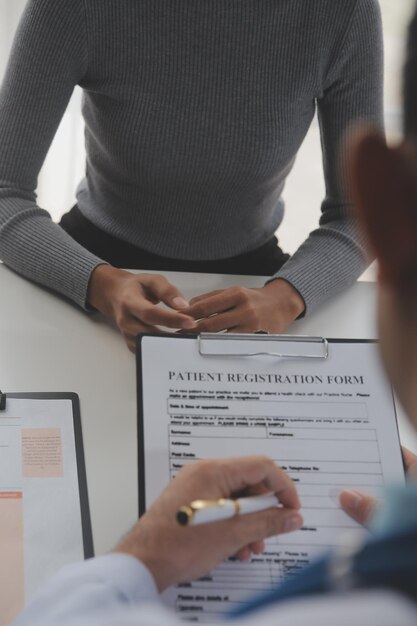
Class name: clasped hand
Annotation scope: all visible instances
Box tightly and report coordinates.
[182,279,305,334]
[88,266,305,351]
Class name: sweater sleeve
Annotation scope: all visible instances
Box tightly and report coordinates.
[273,0,383,314]
[0,0,105,309]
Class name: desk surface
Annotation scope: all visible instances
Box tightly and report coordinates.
[1,265,416,554]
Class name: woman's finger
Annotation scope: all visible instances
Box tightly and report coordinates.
[129,302,196,330]
[193,310,240,333]
[185,289,244,319]
[189,290,224,305]
[139,274,189,310]
[228,323,260,333]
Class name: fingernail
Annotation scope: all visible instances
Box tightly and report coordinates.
[172,297,188,309]
[343,490,362,511]
[284,514,303,533]
[182,319,197,329]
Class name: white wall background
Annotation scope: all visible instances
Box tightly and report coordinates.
[0,0,415,274]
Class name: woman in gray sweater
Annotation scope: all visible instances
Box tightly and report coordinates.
[0,0,383,349]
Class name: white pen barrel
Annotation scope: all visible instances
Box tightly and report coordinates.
[191,500,236,525]
[238,494,279,515]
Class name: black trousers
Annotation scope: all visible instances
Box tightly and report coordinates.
[59,205,290,276]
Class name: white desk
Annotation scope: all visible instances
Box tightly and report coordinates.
[1,264,416,554]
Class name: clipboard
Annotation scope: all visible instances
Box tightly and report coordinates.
[0,392,93,624]
[0,392,93,557]
[136,333,404,620]
[136,333,402,517]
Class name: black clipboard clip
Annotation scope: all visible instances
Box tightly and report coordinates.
[0,390,6,411]
[197,333,329,359]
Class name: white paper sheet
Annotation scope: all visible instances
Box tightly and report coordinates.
[0,397,86,626]
[139,337,404,623]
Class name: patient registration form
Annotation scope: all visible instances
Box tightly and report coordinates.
[138,335,404,623]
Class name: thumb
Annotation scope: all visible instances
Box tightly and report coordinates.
[339,490,378,526]
[140,274,189,309]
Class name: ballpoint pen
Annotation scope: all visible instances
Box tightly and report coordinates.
[176,493,279,526]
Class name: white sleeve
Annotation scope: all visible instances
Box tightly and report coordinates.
[12,556,417,626]
[12,554,160,626]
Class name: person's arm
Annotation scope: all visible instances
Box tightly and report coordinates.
[12,554,160,626]
[14,456,416,626]
[14,456,303,626]
[87,267,196,351]
[0,0,196,340]
[0,0,103,308]
[183,0,383,332]
[14,558,416,626]
[275,0,384,313]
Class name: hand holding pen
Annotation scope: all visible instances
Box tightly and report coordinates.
[115,457,303,592]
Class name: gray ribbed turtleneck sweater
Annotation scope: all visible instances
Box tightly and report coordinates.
[0,0,383,311]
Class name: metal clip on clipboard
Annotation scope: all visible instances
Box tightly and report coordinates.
[197,333,329,360]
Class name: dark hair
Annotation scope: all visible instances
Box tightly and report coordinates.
[404,4,417,140]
